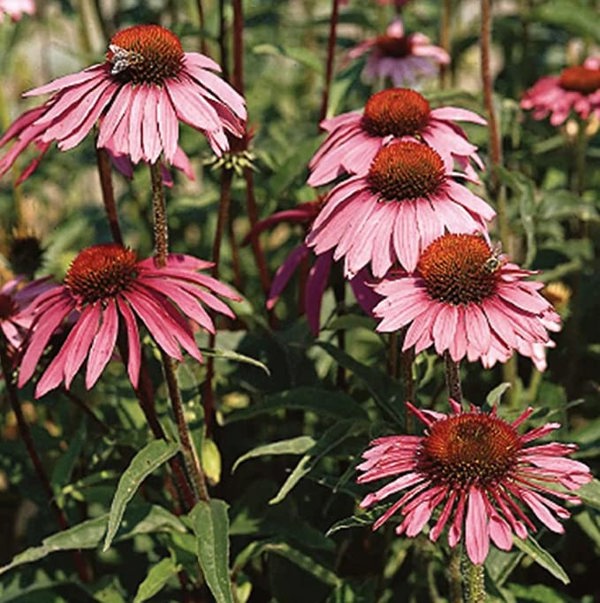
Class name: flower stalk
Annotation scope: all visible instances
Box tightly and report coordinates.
[481,0,517,404]
[443,351,463,403]
[464,558,486,603]
[448,547,463,603]
[95,145,123,246]
[320,0,341,121]
[149,162,209,503]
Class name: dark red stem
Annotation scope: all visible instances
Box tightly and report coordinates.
[320,0,340,122]
[95,146,123,246]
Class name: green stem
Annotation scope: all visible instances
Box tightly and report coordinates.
[439,0,452,88]
[464,558,486,603]
[149,162,209,503]
[448,547,463,603]
[574,119,588,195]
[524,367,542,405]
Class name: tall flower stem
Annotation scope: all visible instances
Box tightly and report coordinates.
[388,333,399,379]
[195,0,208,55]
[464,559,486,603]
[480,0,506,235]
[448,547,463,603]
[218,0,229,80]
[150,162,209,503]
[117,337,196,511]
[231,0,271,295]
[0,343,90,583]
[439,0,452,88]
[481,0,517,405]
[320,0,340,121]
[574,119,589,195]
[95,146,123,245]
[444,351,463,403]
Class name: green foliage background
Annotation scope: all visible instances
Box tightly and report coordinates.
[0,0,599,601]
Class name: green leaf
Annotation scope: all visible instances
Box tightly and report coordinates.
[200,347,270,375]
[574,510,600,549]
[51,420,87,506]
[512,536,570,584]
[508,583,573,603]
[485,546,524,588]
[496,167,537,268]
[0,505,185,576]
[0,516,106,577]
[232,435,316,473]
[532,2,600,42]
[133,557,181,603]
[226,386,368,424]
[252,43,322,73]
[190,500,235,603]
[103,440,180,551]
[202,438,222,486]
[316,342,404,426]
[486,382,512,406]
[326,515,373,537]
[270,419,366,504]
[262,543,340,587]
[577,478,600,511]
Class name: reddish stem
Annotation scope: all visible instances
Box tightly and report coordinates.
[195,0,208,55]
[95,146,123,246]
[320,0,341,122]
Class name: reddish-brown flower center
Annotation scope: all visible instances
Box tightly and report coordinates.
[0,294,17,320]
[107,24,184,84]
[367,141,445,201]
[417,234,501,305]
[418,413,520,488]
[559,66,600,95]
[64,244,138,303]
[361,89,431,138]
[374,34,413,58]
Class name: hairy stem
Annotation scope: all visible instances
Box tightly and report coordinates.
[444,351,463,403]
[448,547,463,603]
[95,146,123,246]
[118,338,196,511]
[161,352,210,502]
[149,162,209,503]
[464,559,486,603]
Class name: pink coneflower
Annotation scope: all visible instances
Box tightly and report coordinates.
[308,88,485,187]
[248,201,381,334]
[357,400,592,565]
[17,244,239,398]
[0,24,246,180]
[0,0,34,21]
[348,20,449,87]
[521,57,600,125]
[306,140,494,278]
[0,277,53,350]
[373,233,561,367]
